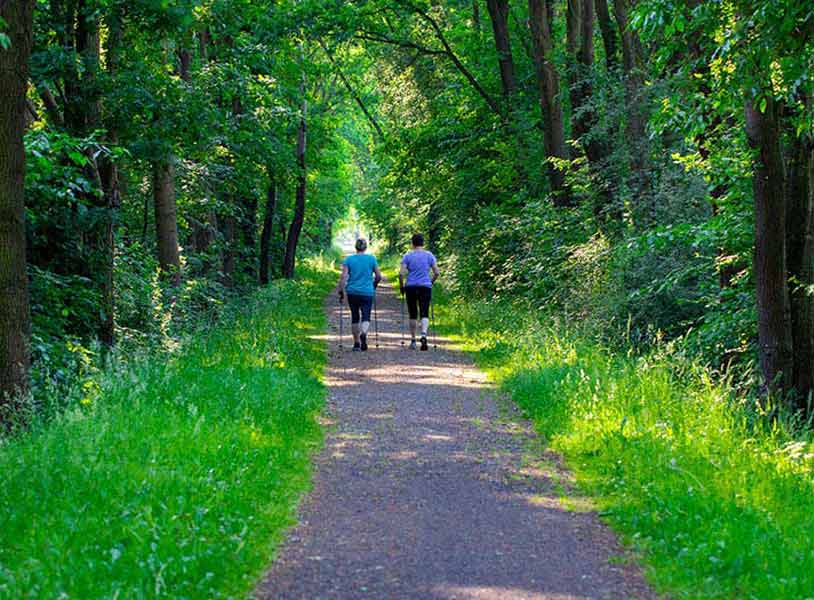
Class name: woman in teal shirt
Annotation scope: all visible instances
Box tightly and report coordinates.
[337,239,382,351]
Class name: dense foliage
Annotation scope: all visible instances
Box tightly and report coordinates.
[0,258,333,597]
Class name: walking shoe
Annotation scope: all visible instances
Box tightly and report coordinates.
[409,339,417,350]
[360,333,368,351]
[352,342,361,352]
[420,336,428,351]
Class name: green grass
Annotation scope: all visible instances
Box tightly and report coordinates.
[437,296,814,599]
[0,257,336,599]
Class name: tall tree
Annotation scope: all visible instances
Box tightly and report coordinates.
[0,0,35,409]
[152,160,182,284]
[283,87,308,279]
[484,0,517,110]
[785,105,814,404]
[745,96,794,395]
[613,0,650,216]
[259,171,278,284]
[528,0,570,203]
[594,0,617,69]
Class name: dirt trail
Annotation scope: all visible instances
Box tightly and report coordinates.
[256,280,652,599]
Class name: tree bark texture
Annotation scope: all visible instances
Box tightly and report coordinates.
[152,161,182,284]
[613,0,650,217]
[485,0,517,106]
[594,0,618,69]
[0,0,35,409]
[528,0,571,204]
[786,129,814,402]
[259,175,278,285]
[283,99,308,280]
[745,98,794,395]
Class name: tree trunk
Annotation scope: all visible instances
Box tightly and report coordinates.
[473,0,481,31]
[745,97,794,396]
[566,0,580,79]
[528,0,571,204]
[613,0,650,218]
[0,0,34,411]
[240,194,258,278]
[569,0,614,219]
[786,128,814,404]
[594,0,617,69]
[221,215,236,286]
[283,97,308,280]
[152,161,181,284]
[485,0,517,109]
[571,0,595,139]
[259,174,278,285]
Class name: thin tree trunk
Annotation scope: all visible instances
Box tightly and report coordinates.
[786,126,814,404]
[473,0,481,31]
[745,97,794,396]
[240,194,258,278]
[259,174,278,284]
[0,0,34,410]
[571,0,594,139]
[221,215,236,286]
[613,0,650,218]
[152,161,182,284]
[594,0,617,69]
[566,0,580,80]
[283,94,308,280]
[570,0,614,219]
[528,0,571,204]
[485,0,517,110]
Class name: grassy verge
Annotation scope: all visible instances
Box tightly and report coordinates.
[0,257,335,599]
[436,295,814,599]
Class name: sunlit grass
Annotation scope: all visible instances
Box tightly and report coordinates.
[438,295,814,599]
[0,259,336,598]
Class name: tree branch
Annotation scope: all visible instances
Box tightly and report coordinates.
[318,39,385,140]
[408,4,503,116]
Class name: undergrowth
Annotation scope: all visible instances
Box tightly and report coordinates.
[0,257,336,599]
[438,296,814,599]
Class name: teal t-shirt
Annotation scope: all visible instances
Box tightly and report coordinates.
[343,253,378,296]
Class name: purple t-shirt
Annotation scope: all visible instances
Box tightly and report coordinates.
[401,250,437,288]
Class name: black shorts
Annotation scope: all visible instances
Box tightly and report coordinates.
[347,293,373,324]
[405,286,432,320]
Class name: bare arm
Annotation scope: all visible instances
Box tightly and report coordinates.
[337,264,349,297]
[373,266,383,288]
[431,263,440,284]
[399,262,408,293]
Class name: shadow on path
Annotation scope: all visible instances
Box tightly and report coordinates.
[256,281,653,599]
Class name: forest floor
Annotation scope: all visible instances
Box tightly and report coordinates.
[256,279,653,599]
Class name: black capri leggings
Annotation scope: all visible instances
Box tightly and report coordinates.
[405,286,432,320]
[347,294,373,324]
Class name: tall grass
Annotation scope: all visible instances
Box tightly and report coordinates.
[441,297,814,599]
[0,258,335,598]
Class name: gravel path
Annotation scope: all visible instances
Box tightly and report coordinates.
[256,280,653,599]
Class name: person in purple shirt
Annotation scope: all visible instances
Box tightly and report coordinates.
[399,233,440,351]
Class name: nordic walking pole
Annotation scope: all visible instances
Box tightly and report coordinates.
[400,291,405,348]
[338,294,344,349]
[373,290,380,348]
[431,301,438,350]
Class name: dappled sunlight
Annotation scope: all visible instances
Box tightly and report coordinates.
[433,586,592,600]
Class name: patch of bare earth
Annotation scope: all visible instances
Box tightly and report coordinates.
[256,281,654,599]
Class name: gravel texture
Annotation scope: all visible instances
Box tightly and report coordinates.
[255,281,654,599]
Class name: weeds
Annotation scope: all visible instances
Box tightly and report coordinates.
[0,258,335,599]
[440,297,814,599]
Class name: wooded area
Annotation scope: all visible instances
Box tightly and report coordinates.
[0,0,810,418]
[1,0,813,596]
[1,0,812,421]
